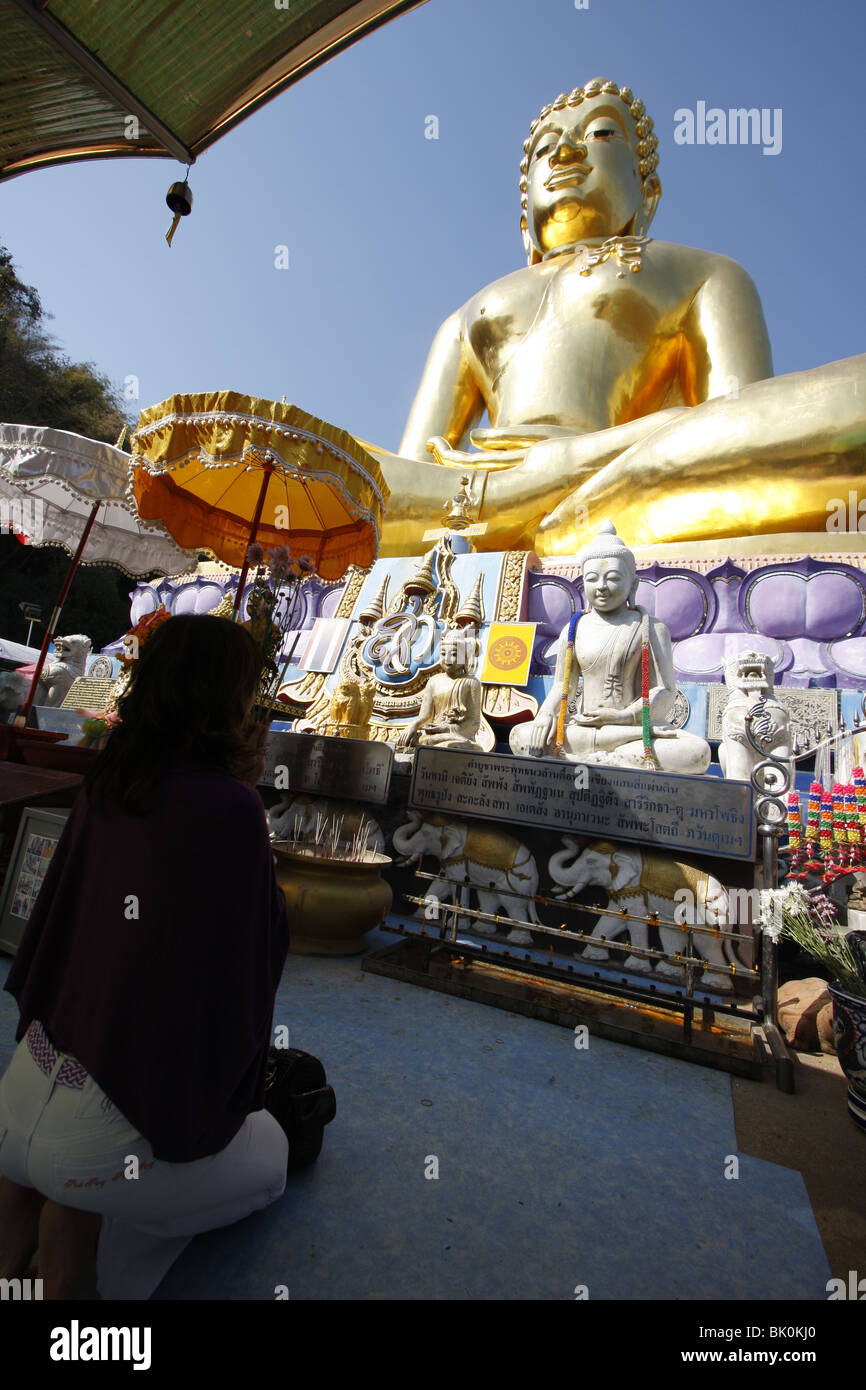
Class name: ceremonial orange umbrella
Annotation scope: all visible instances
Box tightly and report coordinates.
[129,391,389,612]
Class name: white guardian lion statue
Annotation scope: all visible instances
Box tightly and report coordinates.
[39,634,92,707]
[719,650,791,789]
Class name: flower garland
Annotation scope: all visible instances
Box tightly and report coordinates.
[638,607,658,769]
[784,775,866,884]
[786,792,805,879]
[79,605,172,742]
[555,610,583,753]
[804,781,823,870]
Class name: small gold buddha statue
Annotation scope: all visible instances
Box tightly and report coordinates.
[326,671,376,740]
[397,626,483,752]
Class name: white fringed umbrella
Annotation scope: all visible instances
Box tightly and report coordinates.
[0,421,198,722]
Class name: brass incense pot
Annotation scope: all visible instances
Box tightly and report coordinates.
[273,844,392,956]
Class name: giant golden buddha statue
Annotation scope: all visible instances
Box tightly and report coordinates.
[369,77,864,556]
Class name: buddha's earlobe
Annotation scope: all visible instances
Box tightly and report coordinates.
[639,182,661,234]
[521,216,543,266]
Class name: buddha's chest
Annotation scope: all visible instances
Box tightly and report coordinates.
[429,674,463,711]
[572,620,641,702]
[466,257,688,427]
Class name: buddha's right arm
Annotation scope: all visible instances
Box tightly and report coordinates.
[372,411,690,556]
[398,311,485,461]
[478,410,691,551]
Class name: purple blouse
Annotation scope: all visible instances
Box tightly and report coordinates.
[5,763,289,1162]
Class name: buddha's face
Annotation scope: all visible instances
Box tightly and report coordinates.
[440,632,469,674]
[526,96,643,253]
[582,557,634,613]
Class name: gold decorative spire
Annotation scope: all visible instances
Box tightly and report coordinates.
[359,573,389,624]
[404,548,437,596]
[444,475,473,531]
[455,574,484,628]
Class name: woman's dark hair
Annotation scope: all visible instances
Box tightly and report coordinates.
[85,615,264,814]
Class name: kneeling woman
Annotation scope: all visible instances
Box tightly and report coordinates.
[0,616,290,1299]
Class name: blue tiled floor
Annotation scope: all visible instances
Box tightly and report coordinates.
[0,929,831,1300]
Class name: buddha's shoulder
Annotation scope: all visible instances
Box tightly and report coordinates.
[452,263,541,322]
[646,240,758,282]
[453,244,757,310]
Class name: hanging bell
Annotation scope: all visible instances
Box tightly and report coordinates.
[165,180,193,247]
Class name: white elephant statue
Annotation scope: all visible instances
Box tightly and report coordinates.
[547,837,740,991]
[267,794,385,854]
[391,811,538,945]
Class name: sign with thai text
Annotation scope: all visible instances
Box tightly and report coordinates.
[409,749,756,860]
[262,731,394,804]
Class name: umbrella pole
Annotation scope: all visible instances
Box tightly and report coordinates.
[16,500,102,726]
[233,464,273,617]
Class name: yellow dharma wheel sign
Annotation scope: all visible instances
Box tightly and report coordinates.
[488,636,528,671]
[480,623,537,686]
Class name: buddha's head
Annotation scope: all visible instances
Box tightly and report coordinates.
[578,521,639,612]
[520,78,661,265]
[439,626,476,675]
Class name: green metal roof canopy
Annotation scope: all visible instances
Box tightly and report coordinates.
[0,0,425,181]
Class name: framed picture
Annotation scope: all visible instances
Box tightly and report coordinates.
[0,807,70,956]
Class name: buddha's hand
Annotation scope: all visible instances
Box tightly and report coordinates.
[525,712,557,751]
[397,724,417,748]
[427,437,526,469]
[574,708,636,727]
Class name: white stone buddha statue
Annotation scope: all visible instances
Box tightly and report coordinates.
[509,523,711,773]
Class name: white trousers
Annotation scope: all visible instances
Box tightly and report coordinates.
[0,1035,288,1299]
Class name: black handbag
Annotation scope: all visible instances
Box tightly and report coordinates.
[264,1045,336,1172]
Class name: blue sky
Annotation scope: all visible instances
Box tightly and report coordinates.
[1,0,863,454]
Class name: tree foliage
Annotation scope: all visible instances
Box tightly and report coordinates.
[0,246,131,443]
[0,534,136,653]
[0,244,140,651]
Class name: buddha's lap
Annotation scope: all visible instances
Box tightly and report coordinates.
[510,721,708,772]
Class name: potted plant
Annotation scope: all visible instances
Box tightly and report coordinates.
[762,882,866,1129]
